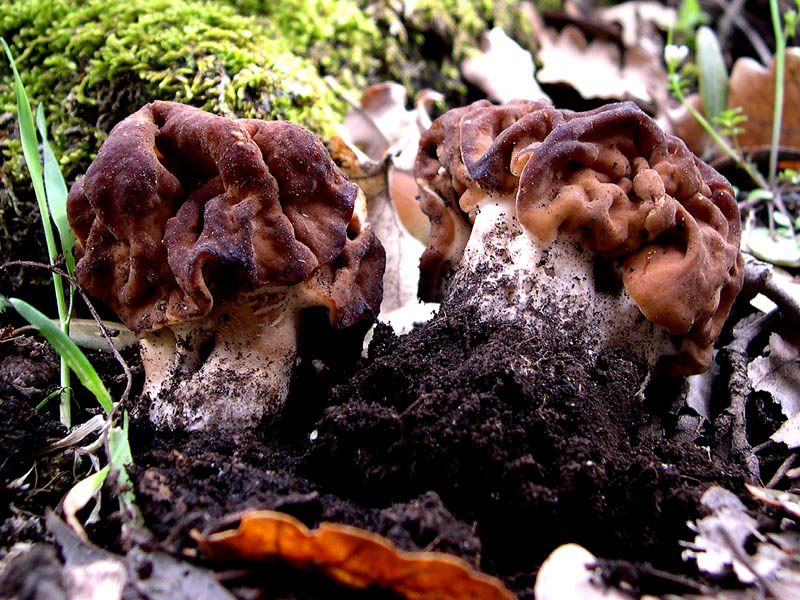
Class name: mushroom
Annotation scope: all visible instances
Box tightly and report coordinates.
[415,100,743,374]
[67,101,384,430]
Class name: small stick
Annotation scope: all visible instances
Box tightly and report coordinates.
[742,254,800,328]
[766,453,798,488]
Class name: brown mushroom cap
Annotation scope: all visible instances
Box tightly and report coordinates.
[515,102,743,372]
[414,100,743,373]
[67,101,383,335]
[415,99,563,301]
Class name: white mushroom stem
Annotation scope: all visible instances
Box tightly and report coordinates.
[140,287,305,431]
[447,194,679,370]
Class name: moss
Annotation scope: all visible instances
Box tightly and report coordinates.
[0,0,348,186]
[227,0,535,107]
[0,0,533,185]
[227,0,385,90]
[0,0,534,291]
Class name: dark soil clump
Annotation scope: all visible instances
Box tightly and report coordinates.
[127,303,749,598]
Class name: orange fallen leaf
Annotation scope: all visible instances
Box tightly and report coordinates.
[193,510,516,600]
[728,48,800,152]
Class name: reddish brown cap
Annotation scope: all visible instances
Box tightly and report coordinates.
[68,101,383,335]
[414,100,743,373]
[516,102,743,372]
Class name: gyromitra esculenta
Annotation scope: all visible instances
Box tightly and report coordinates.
[416,100,743,374]
[67,101,384,430]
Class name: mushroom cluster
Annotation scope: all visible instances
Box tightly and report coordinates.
[415,100,743,374]
[67,101,384,430]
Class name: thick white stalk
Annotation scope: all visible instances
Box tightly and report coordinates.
[140,289,302,431]
[447,195,679,370]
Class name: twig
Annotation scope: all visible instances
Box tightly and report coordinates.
[717,312,777,482]
[741,254,800,328]
[716,0,747,53]
[766,453,797,488]
[753,438,776,454]
[713,0,772,65]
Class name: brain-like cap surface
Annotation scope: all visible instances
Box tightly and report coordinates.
[68,101,383,334]
[415,100,743,373]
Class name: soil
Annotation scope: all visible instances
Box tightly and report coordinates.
[0,282,755,599]
[0,2,792,594]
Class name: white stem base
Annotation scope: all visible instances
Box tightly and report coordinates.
[448,197,679,370]
[140,290,301,431]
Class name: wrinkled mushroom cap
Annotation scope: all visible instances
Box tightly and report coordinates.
[68,101,383,335]
[414,100,743,373]
[415,99,565,300]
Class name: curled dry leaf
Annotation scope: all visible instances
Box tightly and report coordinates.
[597,1,676,59]
[460,27,549,104]
[683,487,762,583]
[335,83,443,313]
[770,413,800,449]
[685,486,800,594]
[747,332,800,418]
[536,25,665,106]
[193,510,515,600]
[530,4,669,108]
[329,136,424,313]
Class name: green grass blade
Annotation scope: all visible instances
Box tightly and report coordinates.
[9,298,114,415]
[35,388,63,412]
[1,39,45,204]
[696,26,728,122]
[4,37,72,426]
[36,106,76,275]
[107,412,140,521]
[2,39,66,297]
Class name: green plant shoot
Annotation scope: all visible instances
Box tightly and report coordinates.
[8,298,112,413]
[2,296,138,517]
[3,38,74,426]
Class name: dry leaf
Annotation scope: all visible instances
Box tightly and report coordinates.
[194,510,515,600]
[772,413,800,449]
[46,510,236,600]
[340,81,441,171]
[333,83,443,313]
[673,48,800,157]
[535,24,666,106]
[63,467,107,539]
[747,332,800,418]
[728,48,800,153]
[329,136,425,313]
[598,1,676,58]
[683,487,762,583]
[461,27,549,103]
